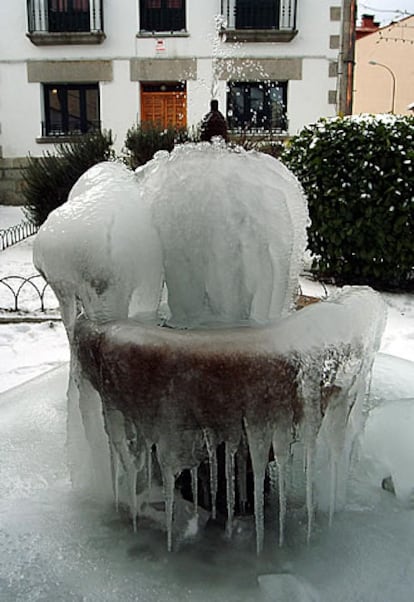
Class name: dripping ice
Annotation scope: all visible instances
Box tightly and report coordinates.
[34,143,387,553]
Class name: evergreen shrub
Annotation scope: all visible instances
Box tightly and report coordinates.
[124,123,198,170]
[282,114,414,290]
[23,130,114,226]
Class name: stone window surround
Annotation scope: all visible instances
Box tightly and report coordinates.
[26,60,112,143]
[130,57,302,83]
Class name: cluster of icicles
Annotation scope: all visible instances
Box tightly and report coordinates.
[110,414,293,554]
[33,145,386,554]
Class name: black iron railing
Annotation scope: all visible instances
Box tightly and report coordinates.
[228,124,289,137]
[0,222,39,252]
[27,0,104,33]
[48,3,90,32]
[0,274,58,314]
[221,0,296,30]
[236,0,279,29]
[41,119,101,137]
[140,1,186,32]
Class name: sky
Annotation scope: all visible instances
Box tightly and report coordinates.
[357,1,413,25]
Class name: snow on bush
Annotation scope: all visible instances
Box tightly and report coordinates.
[282,114,414,291]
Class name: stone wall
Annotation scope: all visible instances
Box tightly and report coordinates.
[0,157,29,206]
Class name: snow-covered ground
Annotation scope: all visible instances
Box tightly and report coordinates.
[1,206,414,602]
[0,205,26,230]
[0,231,67,394]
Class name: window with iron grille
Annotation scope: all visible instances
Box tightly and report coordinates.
[48,0,90,32]
[43,83,100,136]
[235,0,280,29]
[139,0,186,32]
[227,81,288,132]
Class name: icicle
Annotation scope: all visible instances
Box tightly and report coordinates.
[272,420,292,548]
[131,469,138,533]
[268,461,278,501]
[225,442,236,538]
[113,449,120,512]
[305,444,314,543]
[236,435,248,514]
[191,466,199,517]
[162,469,175,552]
[278,461,287,547]
[297,360,323,544]
[244,418,273,555]
[203,429,218,520]
[147,444,153,492]
[329,452,337,527]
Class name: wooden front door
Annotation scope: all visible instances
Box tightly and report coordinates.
[141,83,187,129]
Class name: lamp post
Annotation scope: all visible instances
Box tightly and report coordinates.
[369,60,396,114]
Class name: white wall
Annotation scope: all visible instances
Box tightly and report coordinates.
[0,0,343,158]
[100,60,138,154]
[289,59,337,135]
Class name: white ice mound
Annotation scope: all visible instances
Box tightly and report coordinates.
[34,161,163,326]
[34,144,309,330]
[139,143,309,326]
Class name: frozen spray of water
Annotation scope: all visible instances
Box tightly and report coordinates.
[34,144,386,554]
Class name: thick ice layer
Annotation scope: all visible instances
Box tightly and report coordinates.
[142,143,309,326]
[33,145,386,554]
[34,145,309,332]
[33,161,164,331]
[74,286,386,553]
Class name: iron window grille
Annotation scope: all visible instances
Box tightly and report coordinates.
[139,0,186,32]
[235,0,279,29]
[48,0,90,32]
[27,0,104,35]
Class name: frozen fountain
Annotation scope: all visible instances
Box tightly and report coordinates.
[33,142,386,555]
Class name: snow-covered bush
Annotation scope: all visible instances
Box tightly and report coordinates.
[282,114,414,290]
[23,130,114,226]
[124,123,198,170]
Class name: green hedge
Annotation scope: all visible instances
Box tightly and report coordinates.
[124,123,198,170]
[23,130,114,226]
[282,115,414,290]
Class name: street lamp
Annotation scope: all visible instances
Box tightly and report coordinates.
[369,60,396,114]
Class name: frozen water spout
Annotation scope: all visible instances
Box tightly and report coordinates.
[34,144,386,554]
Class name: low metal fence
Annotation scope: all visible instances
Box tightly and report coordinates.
[0,274,58,314]
[0,221,39,251]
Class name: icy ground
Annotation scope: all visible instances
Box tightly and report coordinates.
[1,207,414,601]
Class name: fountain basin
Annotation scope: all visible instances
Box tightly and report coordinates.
[74,286,386,552]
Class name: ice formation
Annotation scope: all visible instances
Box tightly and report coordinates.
[34,143,386,554]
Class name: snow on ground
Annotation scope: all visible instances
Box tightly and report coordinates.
[1,206,414,602]
[0,205,26,229]
[0,227,67,394]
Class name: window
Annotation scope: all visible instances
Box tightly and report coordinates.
[235,0,279,29]
[48,0,90,33]
[141,83,187,129]
[139,0,186,32]
[227,81,288,132]
[43,84,100,136]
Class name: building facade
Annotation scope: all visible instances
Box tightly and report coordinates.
[1,0,350,204]
[353,15,414,116]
